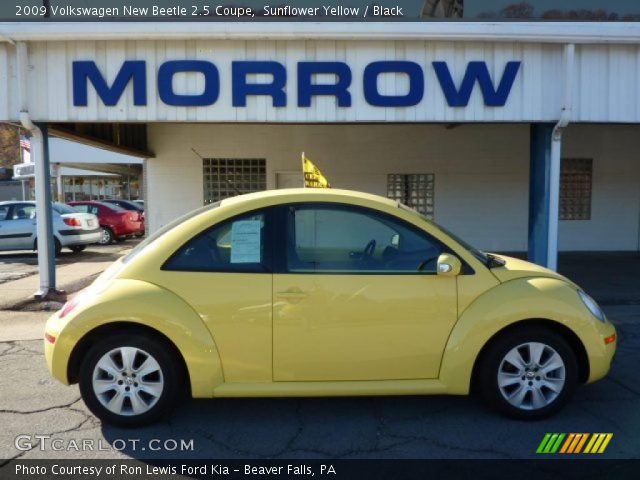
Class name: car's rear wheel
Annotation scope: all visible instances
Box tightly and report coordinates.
[98,227,114,245]
[477,326,578,420]
[34,237,62,256]
[79,334,183,427]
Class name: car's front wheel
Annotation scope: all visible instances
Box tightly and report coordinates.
[79,334,184,427]
[477,326,578,420]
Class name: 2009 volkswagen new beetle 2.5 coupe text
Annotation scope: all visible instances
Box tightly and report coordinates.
[44,189,616,426]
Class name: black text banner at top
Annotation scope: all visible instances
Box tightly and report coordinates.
[6,0,640,22]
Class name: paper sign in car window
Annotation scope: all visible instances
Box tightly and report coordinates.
[230,220,262,263]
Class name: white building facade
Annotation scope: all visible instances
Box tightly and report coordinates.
[1,23,639,266]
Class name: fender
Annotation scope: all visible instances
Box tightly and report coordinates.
[439,277,608,394]
[46,279,223,397]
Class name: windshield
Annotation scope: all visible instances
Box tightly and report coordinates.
[53,202,78,215]
[122,201,221,264]
[398,203,489,264]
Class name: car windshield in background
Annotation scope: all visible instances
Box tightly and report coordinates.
[122,201,221,265]
[52,202,79,215]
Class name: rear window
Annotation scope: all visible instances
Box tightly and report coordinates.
[53,203,78,215]
[119,200,144,211]
[102,202,126,212]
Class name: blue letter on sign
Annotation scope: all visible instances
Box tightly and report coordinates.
[232,61,286,107]
[363,61,424,107]
[298,62,352,107]
[433,61,521,107]
[158,60,219,106]
[73,61,146,106]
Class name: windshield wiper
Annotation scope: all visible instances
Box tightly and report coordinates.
[486,253,506,268]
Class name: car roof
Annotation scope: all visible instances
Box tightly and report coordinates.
[0,200,35,205]
[219,188,398,209]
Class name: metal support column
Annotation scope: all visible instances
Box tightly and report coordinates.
[33,122,56,296]
[528,123,554,267]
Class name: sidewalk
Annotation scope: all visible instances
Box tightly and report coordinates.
[0,259,111,310]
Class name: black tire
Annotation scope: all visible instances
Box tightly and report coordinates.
[79,333,184,427]
[115,237,127,243]
[476,326,578,420]
[98,227,114,245]
[70,245,86,253]
[33,237,62,256]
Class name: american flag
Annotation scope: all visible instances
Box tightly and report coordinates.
[19,136,30,151]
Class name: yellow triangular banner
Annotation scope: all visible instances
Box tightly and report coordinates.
[302,153,331,188]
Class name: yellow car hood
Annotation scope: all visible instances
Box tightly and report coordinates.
[489,255,575,286]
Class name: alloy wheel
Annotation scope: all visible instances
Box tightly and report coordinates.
[92,347,164,416]
[99,228,112,245]
[497,342,566,411]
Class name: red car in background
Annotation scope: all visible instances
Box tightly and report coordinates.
[68,201,143,245]
[102,199,145,237]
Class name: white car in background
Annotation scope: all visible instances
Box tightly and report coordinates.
[0,201,101,255]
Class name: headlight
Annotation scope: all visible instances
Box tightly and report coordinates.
[578,289,606,323]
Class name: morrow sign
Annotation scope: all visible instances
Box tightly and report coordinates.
[72,60,522,109]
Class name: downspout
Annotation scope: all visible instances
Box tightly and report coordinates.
[16,41,56,297]
[546,43,575,270]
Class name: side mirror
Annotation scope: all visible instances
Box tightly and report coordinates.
[437,253,462,277]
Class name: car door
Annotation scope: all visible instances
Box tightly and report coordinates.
[0,203,37,250]
[0,204,12,250]
[273,203,458,382]
[157,208,274,383]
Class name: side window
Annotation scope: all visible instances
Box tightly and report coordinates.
[90,206,100,215]
[164,211,268,273]
[0,205,9,221]
[9,204,35,220]
[286,205,444,274]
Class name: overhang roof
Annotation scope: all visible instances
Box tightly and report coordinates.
[1,22,640,44]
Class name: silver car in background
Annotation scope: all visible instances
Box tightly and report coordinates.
[0,201,101,254]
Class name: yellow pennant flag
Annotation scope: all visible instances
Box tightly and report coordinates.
[302,153,331,188]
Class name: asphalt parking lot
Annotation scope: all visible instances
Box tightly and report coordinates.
[0,251,639,463]
[0,304,638,462]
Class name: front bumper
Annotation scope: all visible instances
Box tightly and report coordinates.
[586,318,617,383]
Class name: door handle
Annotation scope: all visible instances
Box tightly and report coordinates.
[276,290,307,300]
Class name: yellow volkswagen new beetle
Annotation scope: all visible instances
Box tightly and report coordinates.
[44,189,616,426]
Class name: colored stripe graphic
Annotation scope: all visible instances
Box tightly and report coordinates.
[537,433,613,454]
[597,434,613,453]
[584,433,614,454]
[537,433,565,453]
[536,433,552,453]
[559,433,575,453]
[574,433,589,453]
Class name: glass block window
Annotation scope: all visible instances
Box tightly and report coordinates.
[560,158,593,220]
[387,174,435,219]
[203,158,266,204]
